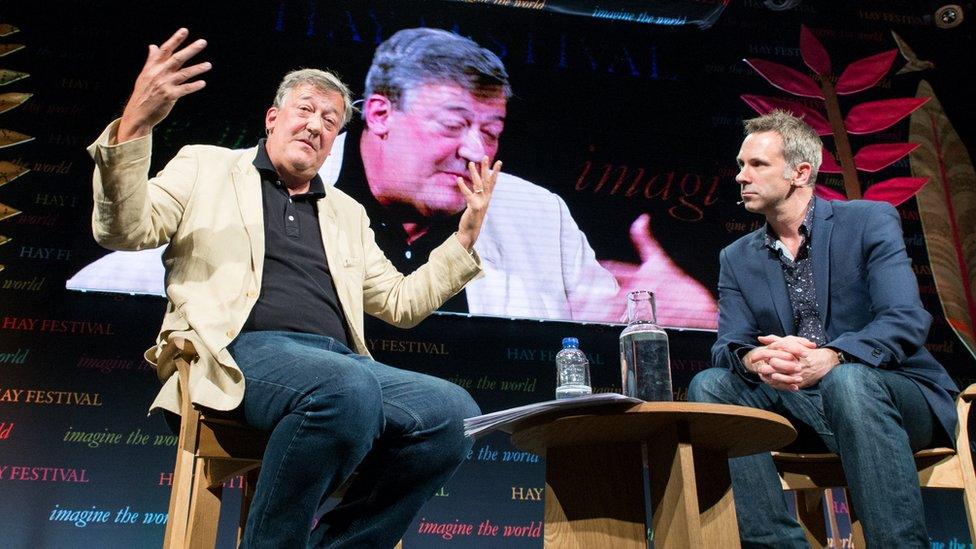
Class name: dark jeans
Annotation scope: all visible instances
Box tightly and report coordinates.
[688,363,939,548]
[227,331,480,548]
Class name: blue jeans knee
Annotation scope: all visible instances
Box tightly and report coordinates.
[688,367,739,403]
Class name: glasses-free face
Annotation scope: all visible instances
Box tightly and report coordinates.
[735,130,796,215]
[371,83,506,218]
[265,84,345,186]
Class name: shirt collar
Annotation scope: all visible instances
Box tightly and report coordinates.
[763,198,815,247]
[253,138,327,199]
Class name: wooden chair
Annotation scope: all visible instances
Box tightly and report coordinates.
[162,337,269,549]
[773,383,976,548]
[159,337,404,548]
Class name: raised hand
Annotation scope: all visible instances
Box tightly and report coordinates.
[455,156,502,251]
[599,213,718,328]
[117,28,211,143]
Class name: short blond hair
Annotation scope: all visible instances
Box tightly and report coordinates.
[744,109,823,183]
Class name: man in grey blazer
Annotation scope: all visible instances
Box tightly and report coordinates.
[688,110,958,547]
[88,29,499,547]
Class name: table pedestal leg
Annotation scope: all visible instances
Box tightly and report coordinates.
[646,423,740,548]
[543,443,647,548]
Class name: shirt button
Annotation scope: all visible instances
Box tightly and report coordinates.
[246,290,258,298]
[288,215,295,221]
[226,329,235,338]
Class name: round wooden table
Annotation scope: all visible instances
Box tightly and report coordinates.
[509,401,796,548]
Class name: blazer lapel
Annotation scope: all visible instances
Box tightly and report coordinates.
[754,229,793,335]
[811,197,833,328]
[317,194,358,327]
[232,151,265,283]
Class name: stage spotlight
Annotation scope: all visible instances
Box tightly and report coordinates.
[933,4,964,28]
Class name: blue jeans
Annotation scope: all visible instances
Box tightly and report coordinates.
[227,331,480,548]
[688,363,938,548]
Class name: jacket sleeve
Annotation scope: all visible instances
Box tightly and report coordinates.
[711,246,762,381]
[87,119,197,251]
[826,201,932,367]
[357,206,482,328]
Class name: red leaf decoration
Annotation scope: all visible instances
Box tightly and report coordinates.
[835,49,898,95]
[815,185,848,201]
[800,26,831,77]
[740,95,831,135]
[862,177,928,206]
[820,148,842,174]
[744,58,824,99]
[845,97,930,134]
[853,143,920,172]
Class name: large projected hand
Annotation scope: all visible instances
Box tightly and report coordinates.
[456,156,502,251]
[117,28,211,143]
[600,214,718,329]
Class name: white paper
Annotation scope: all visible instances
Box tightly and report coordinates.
[463,392,642,438]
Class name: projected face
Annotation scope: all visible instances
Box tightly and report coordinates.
[370,83,506,218]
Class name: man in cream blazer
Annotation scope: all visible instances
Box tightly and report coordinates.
[88,29,499,548]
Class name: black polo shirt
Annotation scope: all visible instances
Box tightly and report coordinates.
[241,140,349,346]
[335,124,468,313]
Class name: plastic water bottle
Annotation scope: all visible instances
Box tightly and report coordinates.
[555,337,592,400]
[619,290,672,401]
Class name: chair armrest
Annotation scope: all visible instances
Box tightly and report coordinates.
[959,383,976,403]
[166,336,200,418]
[169,337,198,380]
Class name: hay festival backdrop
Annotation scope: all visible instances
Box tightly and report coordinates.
[1,0,975,546]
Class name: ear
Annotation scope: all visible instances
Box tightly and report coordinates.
[362,94,394,137]
[265,106,279,135]
[793,161,813,187]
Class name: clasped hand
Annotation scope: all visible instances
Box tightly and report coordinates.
[745,335,840,391]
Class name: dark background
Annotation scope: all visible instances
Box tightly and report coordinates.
[1,0,974,546]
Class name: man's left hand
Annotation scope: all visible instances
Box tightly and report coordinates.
[456,156,502,251]
[796,347,842,389]
[758,335,841,389]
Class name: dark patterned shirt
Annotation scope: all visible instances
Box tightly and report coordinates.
[764,200,825,346]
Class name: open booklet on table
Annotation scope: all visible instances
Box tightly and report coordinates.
[463,392,643,438]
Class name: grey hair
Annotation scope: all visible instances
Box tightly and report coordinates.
[273,68,356,127]
[744,109,823,183]
[364,27,512,111]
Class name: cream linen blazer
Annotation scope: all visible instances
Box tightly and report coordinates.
[88,120,482,415]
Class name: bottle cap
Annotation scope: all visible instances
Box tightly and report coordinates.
[561,337,579,348]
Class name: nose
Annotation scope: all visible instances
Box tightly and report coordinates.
[457,128,487,163]
[305,116,321,137]
[735,167,748,185]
